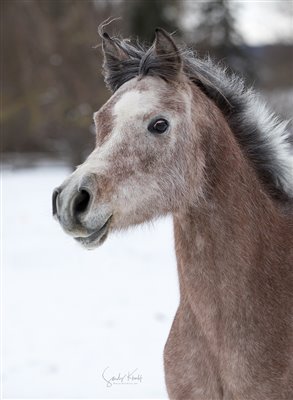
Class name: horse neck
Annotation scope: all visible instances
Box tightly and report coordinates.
[172,102,287,342]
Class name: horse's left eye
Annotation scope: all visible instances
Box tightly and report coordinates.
[148,118,169,134]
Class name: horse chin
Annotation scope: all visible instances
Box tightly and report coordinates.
[76,230,109,250]
[74,215,112,250]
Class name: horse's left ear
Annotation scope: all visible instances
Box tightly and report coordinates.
[153,28,182,72]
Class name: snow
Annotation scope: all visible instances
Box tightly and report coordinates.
[2,165,179,399]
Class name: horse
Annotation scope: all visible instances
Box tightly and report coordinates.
[52,27,293,399]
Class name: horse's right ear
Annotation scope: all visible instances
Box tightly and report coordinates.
[101,32,130,91]
[102,32,129,64]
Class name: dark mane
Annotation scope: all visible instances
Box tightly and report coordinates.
[101,34,293,200]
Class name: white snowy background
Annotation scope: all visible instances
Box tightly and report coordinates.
[2,164,179,399]
[3,3,291,398]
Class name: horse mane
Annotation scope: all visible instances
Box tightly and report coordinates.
[101,34,293,201]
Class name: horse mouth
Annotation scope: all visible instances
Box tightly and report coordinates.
[75,215,112,248]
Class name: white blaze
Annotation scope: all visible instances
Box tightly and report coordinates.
[113,90,158,122]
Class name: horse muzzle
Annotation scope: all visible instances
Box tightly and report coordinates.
[52,173,112,248]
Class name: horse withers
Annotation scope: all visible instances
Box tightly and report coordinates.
[52,28,293,400]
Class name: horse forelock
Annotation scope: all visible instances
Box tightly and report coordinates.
[101,34,293,201]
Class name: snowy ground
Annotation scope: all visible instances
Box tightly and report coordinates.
[2,164,179,399]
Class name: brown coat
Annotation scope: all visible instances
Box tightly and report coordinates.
[165,90,293,399]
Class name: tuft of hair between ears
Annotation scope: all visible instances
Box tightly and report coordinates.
[98,23,293,201]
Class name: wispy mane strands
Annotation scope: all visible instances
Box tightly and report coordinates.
[100,32,293,200]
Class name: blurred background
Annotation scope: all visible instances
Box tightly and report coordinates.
[2,1,293,399]
[2,0,293,168]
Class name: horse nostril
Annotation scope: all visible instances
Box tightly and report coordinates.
[72,189,91,216]
[52,188,60,216]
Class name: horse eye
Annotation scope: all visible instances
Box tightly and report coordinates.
[148,118,169,134]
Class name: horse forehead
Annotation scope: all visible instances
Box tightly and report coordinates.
[113,88,161,119]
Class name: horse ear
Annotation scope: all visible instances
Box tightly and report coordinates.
[153,28,181,71]
[101,32,130,91]
[102,32,129,63]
